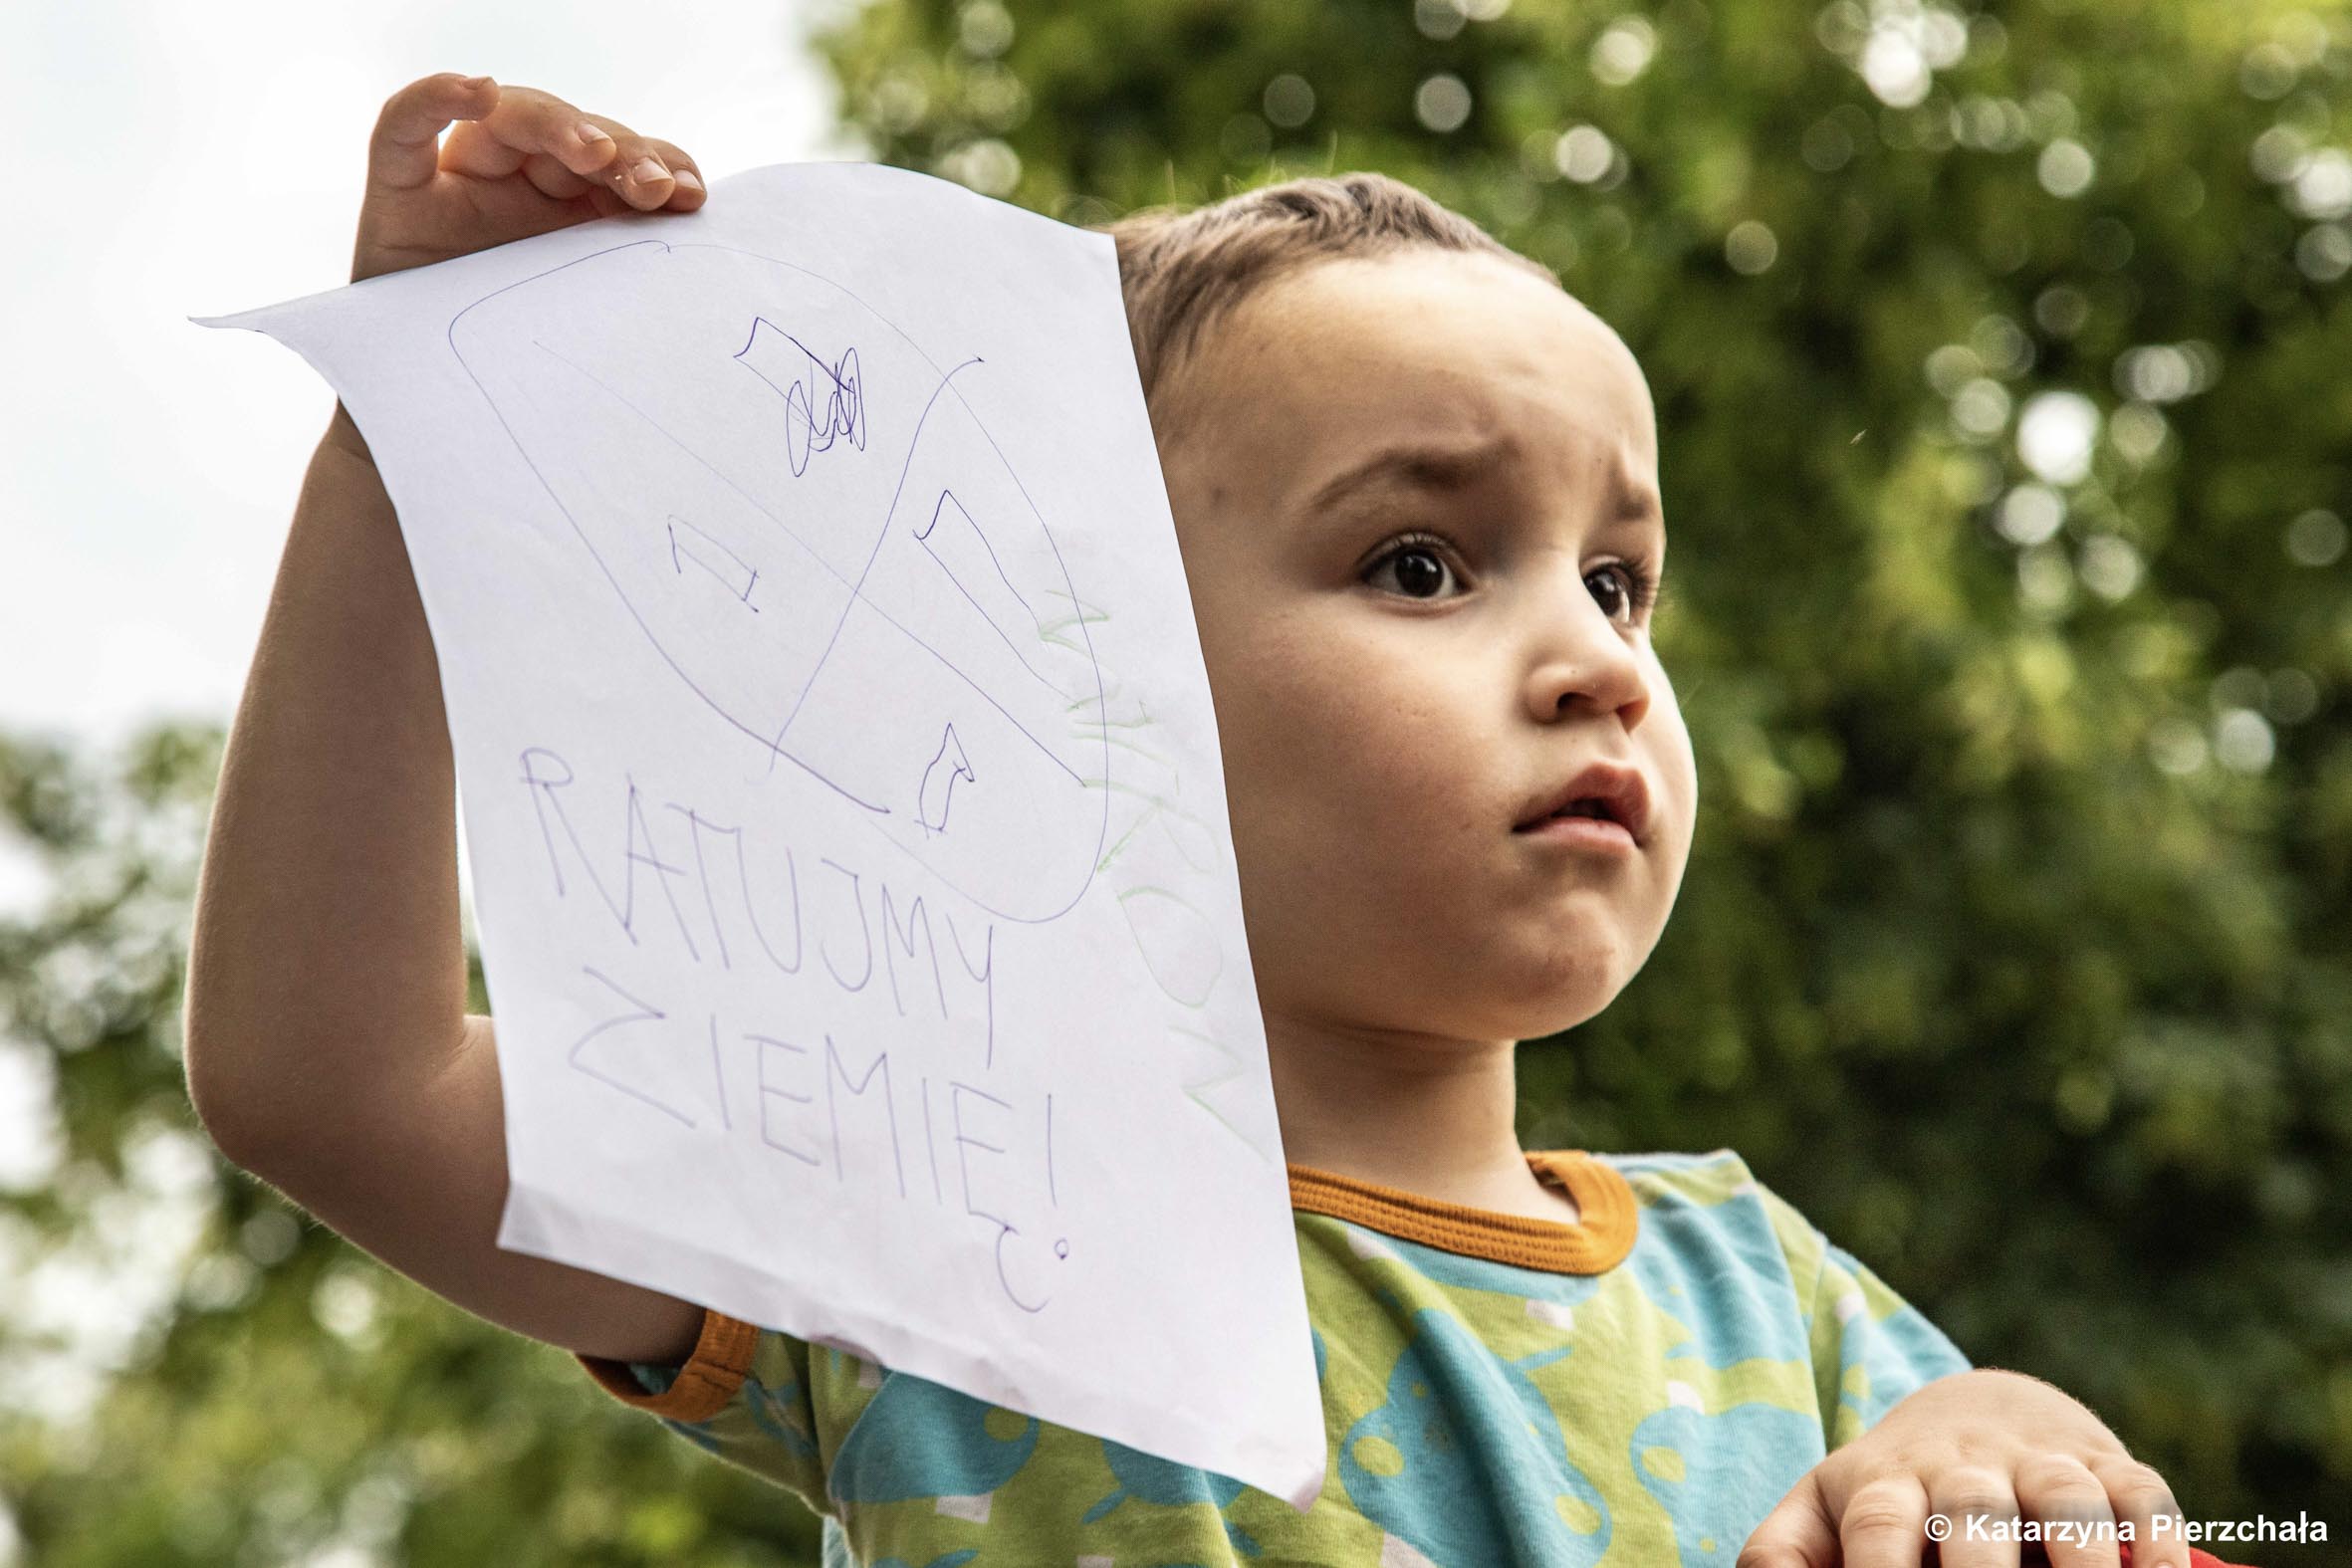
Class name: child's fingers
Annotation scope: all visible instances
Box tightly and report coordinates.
[470,92,693,211]
[592,129,684,210]
[515,150,594,201]
[441,118,598,192]
[442,84,617,183]
[2084,1456,2189,1568]
[640,138,707,209]
[1738,1469,1841,1568]
[365,72,496,197]
[364,74,702,214]
[1837,1474,1936,1568]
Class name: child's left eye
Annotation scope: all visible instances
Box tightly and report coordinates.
[1361,532,1464,599]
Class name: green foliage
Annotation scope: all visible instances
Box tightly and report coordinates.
[5,1,2349,1561]
[0,729,820,1564]
[820,0,2352,1553]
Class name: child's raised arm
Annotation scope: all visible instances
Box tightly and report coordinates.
[182,73,711,1367]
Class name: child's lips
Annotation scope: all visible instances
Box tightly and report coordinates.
[1514,811,1638,852]
[1512,759,1653,843]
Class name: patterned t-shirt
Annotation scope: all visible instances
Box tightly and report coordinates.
[579,1146,1972,1567]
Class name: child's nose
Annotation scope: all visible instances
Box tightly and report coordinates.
[1520,586,1652,729]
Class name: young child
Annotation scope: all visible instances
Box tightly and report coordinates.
[185,72,2235,1568]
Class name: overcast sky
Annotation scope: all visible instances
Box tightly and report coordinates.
[4,0,847,754]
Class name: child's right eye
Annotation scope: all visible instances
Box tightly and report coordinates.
[1361,531,1465,600]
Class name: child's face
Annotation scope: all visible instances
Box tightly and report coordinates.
[1154,248,1697,1046]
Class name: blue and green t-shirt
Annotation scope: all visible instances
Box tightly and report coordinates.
[580,1146,1971,1567]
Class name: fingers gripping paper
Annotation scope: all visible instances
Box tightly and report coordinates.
[194,161,1325,1509]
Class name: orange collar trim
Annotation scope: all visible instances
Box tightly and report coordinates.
[1287,1149,1638,1275]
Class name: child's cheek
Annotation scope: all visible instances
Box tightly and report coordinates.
[1228,627,1520,948]
[1641,653,1702,851]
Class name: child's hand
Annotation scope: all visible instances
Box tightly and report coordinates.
[350,72,704,283]
[1740,1369,2191,1567]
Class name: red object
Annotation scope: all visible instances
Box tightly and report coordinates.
[2116,1543,2258,1568]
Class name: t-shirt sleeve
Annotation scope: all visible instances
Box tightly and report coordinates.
[577,1307,831,1516]
[1750,1180,1973,1449]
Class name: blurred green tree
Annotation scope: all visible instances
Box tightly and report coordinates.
[0,729,822,1564]
[821,0,2352,1550]
[3,1,2347,1563]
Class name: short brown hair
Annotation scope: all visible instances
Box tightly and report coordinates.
[1092,171,1559,429]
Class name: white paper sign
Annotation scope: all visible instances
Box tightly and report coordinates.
[194,159,1324,1509]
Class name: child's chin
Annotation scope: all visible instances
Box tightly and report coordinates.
[1511,955,1655,1036]
[1476,978,1625,1042]
[1507,999,1617,1041]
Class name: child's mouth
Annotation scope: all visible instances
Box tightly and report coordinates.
[1514,808,1638,852]
[1511,761,1651,845]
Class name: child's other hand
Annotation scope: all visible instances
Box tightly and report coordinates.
[350,73,704,283]
[1739,1368,2193,1568]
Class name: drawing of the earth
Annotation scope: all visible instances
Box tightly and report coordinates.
[447,240,1110,923]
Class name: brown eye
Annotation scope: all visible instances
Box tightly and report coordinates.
[1362,534,1465,599]
[1586,564,1633,622]
[1586,560,1661,626]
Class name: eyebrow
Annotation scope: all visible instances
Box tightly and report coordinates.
[1300,440,1508,517]
[1300,437,1665,532]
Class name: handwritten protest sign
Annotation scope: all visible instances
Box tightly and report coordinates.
[194,160,1324,1507]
